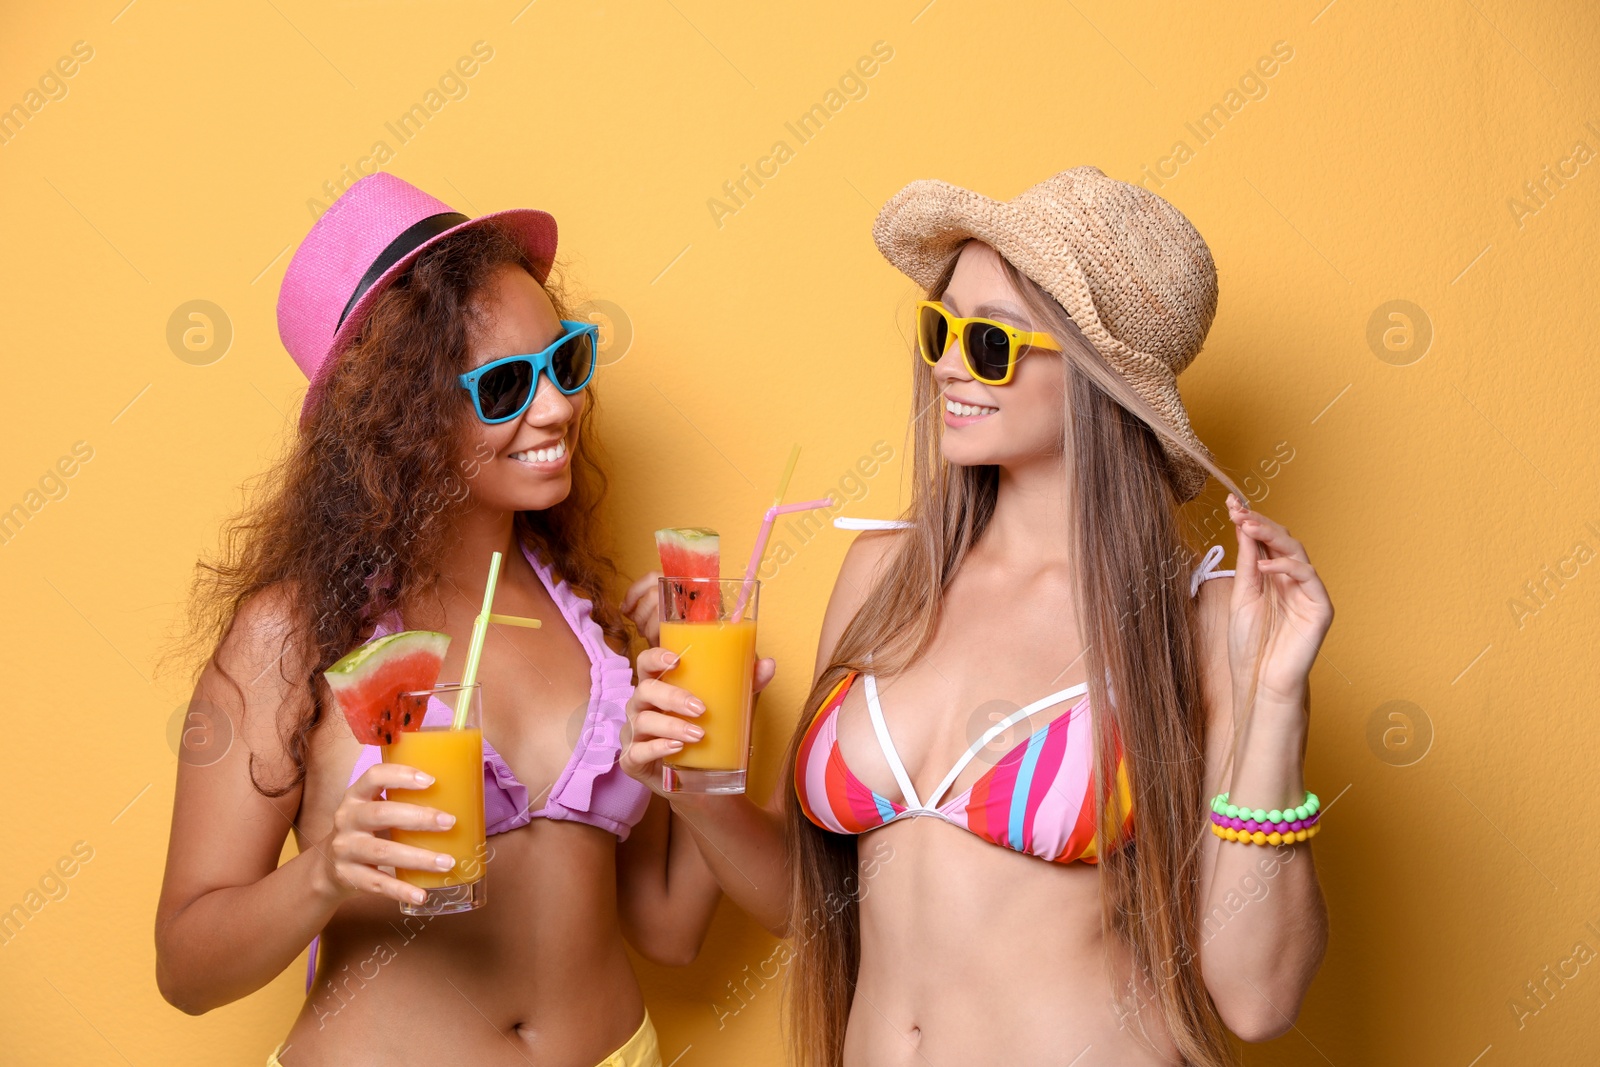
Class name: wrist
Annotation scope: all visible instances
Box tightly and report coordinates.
[306,836,354,908]
[1262,687,1307,707]
[1229,699,1309,765]
[1237,687,1307,718]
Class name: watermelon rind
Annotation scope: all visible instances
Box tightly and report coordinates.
[654,528,722,622]
[323,630,452,744]
[654,527,719,577]
[324,630,451,688]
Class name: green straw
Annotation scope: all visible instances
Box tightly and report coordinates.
[453,550,503,729]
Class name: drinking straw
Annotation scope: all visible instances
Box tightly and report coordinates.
[453,550,503,729]
[773,444,802,510]
[731,445,836,622]
[729,497,836,623]
[730,446,798,623]
[489,613,542,628]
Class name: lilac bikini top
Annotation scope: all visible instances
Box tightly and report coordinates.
[344,540,651,840]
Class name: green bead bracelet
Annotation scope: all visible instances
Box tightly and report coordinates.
[1211,789,1319,824]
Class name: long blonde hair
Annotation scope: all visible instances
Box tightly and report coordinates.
[782,241,1263,1066]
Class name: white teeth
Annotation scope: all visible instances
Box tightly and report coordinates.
[946,399,998,418]
[509,440,567,463]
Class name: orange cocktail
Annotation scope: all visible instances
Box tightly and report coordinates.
[382,683,488,914]
[658,578,759,794]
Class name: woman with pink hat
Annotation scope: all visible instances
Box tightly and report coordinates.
[154,173,740,1066]
[624,168,1334,1065]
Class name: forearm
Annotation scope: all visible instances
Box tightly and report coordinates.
[156,844,342,1014]
[668,792,790,936]
[629,806,726,965]
[1200,693,1328,1038]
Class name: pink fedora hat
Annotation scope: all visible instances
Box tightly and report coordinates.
[276,171,557,422]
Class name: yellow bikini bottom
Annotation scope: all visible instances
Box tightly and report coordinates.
[597,1010,663,1067]
[266,1010,661,1067]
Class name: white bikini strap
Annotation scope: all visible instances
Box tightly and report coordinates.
[1189,543,1236,598]
[924,680,1090,809]
[833,517,914,530]
[862,671,924,810]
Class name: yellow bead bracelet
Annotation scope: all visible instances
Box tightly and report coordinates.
[1210,820,1321,846]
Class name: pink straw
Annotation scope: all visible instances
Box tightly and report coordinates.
[731,497,834,622]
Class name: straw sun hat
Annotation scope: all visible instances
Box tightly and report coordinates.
[872,165,1220,503]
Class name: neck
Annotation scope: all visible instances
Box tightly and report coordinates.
[438,503,522,598]
[981,453,1073,567]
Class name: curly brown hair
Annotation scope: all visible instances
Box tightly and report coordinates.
[182,221,627,796]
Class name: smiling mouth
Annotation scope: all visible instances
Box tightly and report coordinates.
[507,439,567,464]
[945,398,999,418]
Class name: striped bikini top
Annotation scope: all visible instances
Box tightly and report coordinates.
[794,543,1234,865]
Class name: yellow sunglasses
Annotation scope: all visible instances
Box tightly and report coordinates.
[914,300,1061,385]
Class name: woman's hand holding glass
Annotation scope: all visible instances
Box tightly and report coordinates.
[318,763,460,907]
[622,647,776,791]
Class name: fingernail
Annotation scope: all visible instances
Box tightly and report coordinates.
[686,726,705,740]
[435,854,456,870]
[415,773,435,786]
[412,888,427,904]
[667,740,684,750]
[437,813,456,829]
[688,698,706,713]
[663,652,680,666]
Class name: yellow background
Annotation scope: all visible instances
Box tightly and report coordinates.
[3,1,1598,1063]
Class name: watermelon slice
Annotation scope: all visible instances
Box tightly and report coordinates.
[655,527,721,622]
[323,630,451,745]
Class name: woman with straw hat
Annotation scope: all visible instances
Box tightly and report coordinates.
[624,167,1333,1065]
[155,173,748,1066]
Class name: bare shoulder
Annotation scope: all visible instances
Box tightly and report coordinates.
[813,528,905,681]
[835,528,902,600]
[213,582,304,673]
[199,581,317,760]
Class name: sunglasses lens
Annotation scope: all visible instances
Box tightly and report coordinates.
[477,360,534,421]
[551,331,594,392]
[965,323,1014,382]
[917,305,949,365]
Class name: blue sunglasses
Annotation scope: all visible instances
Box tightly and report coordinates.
[457,320,599,424]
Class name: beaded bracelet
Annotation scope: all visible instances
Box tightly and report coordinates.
[1209,790,1321,846]
[1210,809,1319,835]
[1212,820,1320,846]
